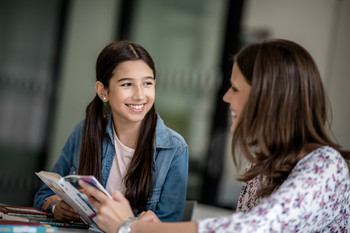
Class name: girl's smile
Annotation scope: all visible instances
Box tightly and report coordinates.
[126,104,146,112]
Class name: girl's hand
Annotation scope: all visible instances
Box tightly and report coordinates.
[53,200,80,221]
[79,180,134,233]
[42,195,61,211]
[139,210,161,223]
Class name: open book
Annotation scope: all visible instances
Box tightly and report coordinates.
[35,171,111,229]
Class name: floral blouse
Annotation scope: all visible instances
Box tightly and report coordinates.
[197,146,350,232]
[236,163,262,213]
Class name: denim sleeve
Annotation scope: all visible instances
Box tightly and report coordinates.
[33,121,83,212]
[154,145,189,222]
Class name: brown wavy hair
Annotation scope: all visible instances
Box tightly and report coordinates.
[78,41,157,212]
[232,39,350,198]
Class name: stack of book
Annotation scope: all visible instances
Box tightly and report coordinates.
[0,204,89,232]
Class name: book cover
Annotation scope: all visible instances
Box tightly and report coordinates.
[35,171,111,229]
[0,219,56,233]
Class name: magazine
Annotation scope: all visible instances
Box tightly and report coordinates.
[35,171,111,229]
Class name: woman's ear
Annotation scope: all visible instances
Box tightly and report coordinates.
[95,81,108,102]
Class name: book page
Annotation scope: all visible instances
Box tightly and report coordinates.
[36,171,62,181]
[35,172,65,198]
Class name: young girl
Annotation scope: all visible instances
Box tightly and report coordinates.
[34,41,189,222]
[80,39,350,232]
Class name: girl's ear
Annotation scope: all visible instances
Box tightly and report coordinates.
[95,81,108,102]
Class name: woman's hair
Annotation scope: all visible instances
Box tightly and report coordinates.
[232,39,350,198]
[78,41,157,211]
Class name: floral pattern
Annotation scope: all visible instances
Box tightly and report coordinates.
[197,146,350,232]
[236,163,262,213]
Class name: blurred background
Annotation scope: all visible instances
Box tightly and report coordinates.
[0,0,349,211]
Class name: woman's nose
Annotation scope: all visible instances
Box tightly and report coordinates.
[222,88,230,103]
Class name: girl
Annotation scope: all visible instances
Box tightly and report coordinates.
[34,41,189,222]
[81,39,350,232]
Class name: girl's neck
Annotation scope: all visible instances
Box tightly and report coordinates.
[112,120,141,149]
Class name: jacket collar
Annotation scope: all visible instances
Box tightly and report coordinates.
[154,114,174,149]
[105,114,114,144]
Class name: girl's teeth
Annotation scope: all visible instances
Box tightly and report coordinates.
[129,104,143,110]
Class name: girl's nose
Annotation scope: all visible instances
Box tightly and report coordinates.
[133,86,145,99]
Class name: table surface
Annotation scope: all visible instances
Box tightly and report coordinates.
[56,226,101,232]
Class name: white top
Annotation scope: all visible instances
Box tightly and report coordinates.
[197,146,350,232]
[106,126,135,195]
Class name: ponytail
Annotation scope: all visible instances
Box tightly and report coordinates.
[78,95,107,181]
[124,105,157,212]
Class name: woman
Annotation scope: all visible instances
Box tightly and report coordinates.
[80,39,350,232]
[34,41,188,222]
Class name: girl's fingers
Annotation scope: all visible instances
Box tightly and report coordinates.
[42,200,51,210]
[42,195,61,210]
[54,201,80,220]
[60,201,76,213]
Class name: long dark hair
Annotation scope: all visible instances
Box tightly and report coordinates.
[232,39,350,198]
[78,41,157,211]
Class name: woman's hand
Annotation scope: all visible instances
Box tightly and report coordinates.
[53,200,80,221]
[42,195,61,211]
[138,210,161,223]
[79,180,134,233]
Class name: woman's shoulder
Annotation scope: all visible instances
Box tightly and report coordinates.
[293,146,349,179]
[299,146,343,164]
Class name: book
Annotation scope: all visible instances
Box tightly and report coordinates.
[31,219,89,229]
[35,171,111,229]
[0,219,57,233]
[1,213,89,229]
[0,204,52,220]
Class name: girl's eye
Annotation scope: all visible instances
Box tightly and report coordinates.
[121,83,132,87]
[144,81,153,86]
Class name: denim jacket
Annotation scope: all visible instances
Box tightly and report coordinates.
[34,114,188,222]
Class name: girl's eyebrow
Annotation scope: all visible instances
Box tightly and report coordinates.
[117,76,154,82]
[117,77,132,82]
